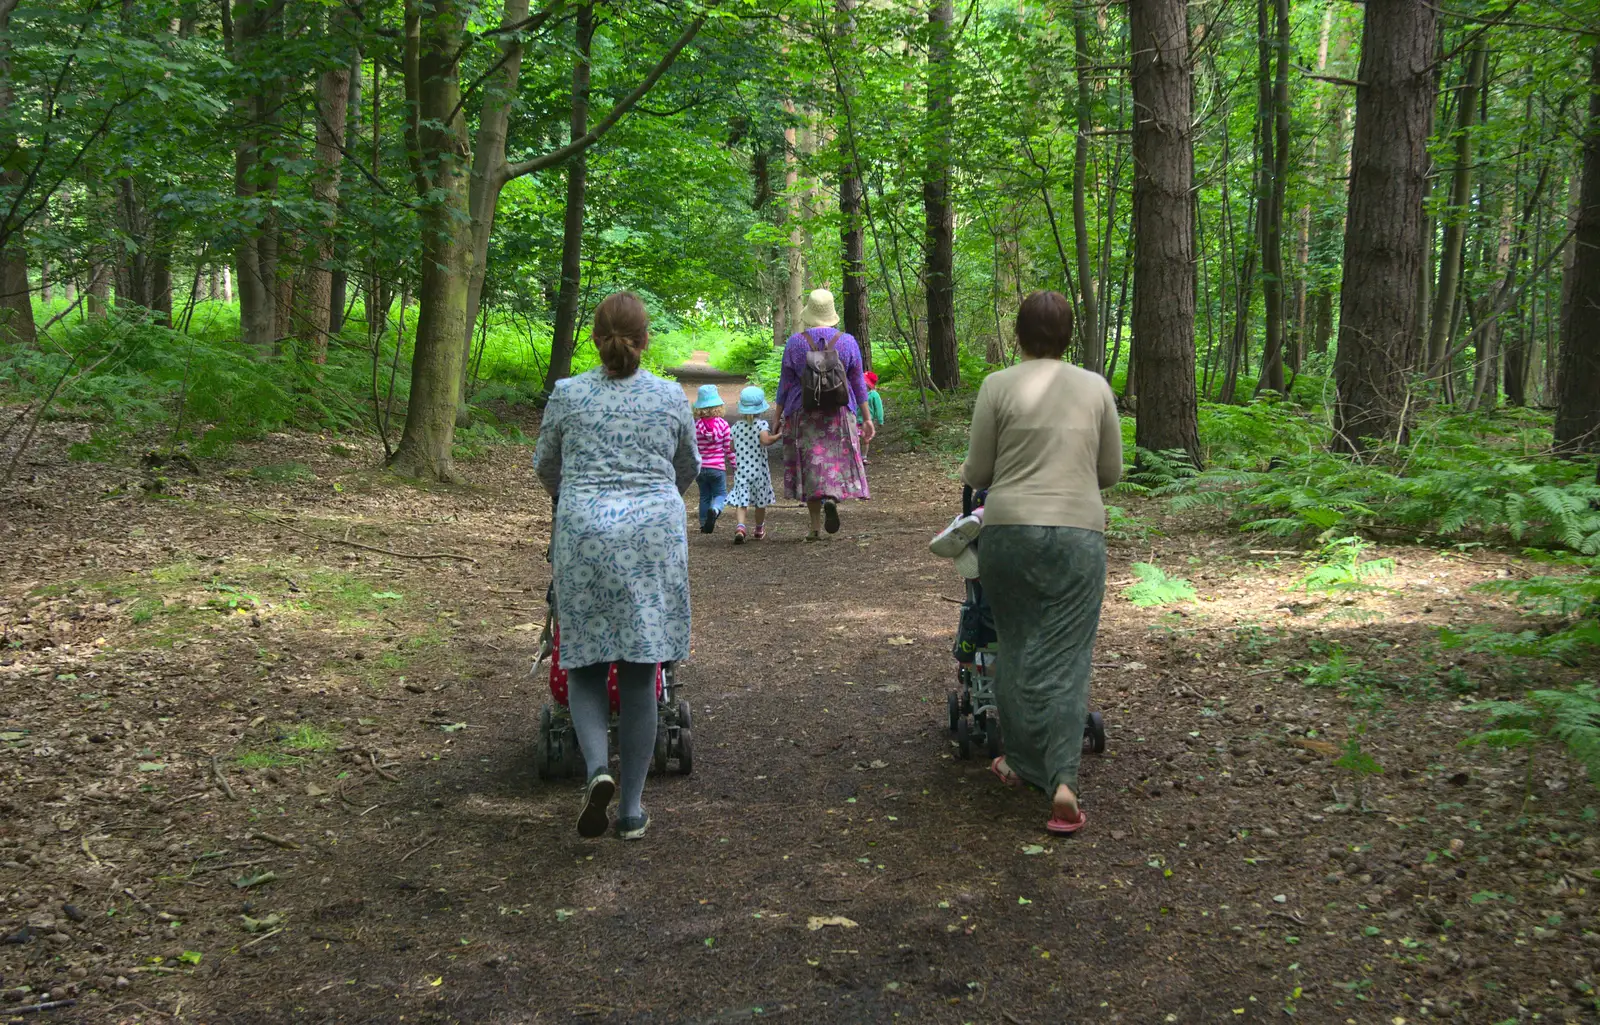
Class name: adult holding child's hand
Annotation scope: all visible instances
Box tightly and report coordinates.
[776,288,872,542]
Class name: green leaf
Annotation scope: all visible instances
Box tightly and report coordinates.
[178,950,202,965]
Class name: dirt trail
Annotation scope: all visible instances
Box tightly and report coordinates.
[664,350,754,412]
[1,420,1596,1024]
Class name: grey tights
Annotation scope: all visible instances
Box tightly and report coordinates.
[565,660,656,819]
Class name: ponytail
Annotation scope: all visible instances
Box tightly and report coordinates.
[593,292,650,378]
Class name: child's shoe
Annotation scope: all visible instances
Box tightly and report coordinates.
[701,510,719,534]
[753,525,766,541]
[930,512,983,558]
[734,524,747,545]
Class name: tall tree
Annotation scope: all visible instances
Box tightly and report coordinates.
[1331,0,1438,449]
[299,13,354,364]
[1555,43,1600,454]
[388,0,473,481]
[232,0,283,357]
[1425,38,1488,397]
[0,0,36,346]
[836,0,869,365]
[1071,5,1100,375]
[924,0,959,390]
[545,4,596,397]
[1129,0,1200,465]
[1253,0,1290,396]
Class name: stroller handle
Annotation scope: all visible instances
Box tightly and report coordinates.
[962,485,974,517]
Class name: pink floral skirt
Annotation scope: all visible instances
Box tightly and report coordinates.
[783,408,870,502]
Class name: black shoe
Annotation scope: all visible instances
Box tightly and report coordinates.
[577,772,615,838]
[702,509,719,534]
[823,500,840,534]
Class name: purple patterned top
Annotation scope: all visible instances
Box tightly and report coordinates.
[775,328,871,420]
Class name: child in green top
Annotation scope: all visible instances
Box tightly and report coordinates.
[858,371,885,463]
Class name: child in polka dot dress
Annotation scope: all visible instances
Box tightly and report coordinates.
[728,386,782,544]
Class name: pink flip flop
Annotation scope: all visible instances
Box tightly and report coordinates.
[989,757,1019,787]
[1046,808,1088,836]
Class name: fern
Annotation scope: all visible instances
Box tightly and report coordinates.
[1298,536,1396,593]
[1123,562,1197,608]
[1463,684,1600,791]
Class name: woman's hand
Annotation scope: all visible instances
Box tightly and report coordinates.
[860,418,876,445]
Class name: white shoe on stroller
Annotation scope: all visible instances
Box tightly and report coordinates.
[929,510,983,558]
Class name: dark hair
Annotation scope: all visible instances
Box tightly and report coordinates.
[594,292,650,377]
[1015,290,1074,360]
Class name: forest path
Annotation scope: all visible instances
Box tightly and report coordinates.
[665,349,753,412]
[0,417,1586,1025]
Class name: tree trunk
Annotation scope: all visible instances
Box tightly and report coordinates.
[0,0,34,345]
[543,4,595,395]
[837,0,869,366]
[389,0,473,482]
[923,0,959,390]
[87,262,109,317]
[1331,0,1438,449]
[1425,40,1487,391]
[1129,0,1201,464]
[783,103,805,340]
[1555,43,1600,453]
[300,20,353,364]
[1254,0,1290,396]
[233,0,281,357]
[329,50,362,337]
[1072,6,1101,374]
[1470,197,1514,410]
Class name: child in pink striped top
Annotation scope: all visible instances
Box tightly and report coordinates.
[692,385,735,533]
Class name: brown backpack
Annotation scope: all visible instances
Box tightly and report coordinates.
[801,329,850,412]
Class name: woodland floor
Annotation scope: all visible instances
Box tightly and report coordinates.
[2,395,1600,1025]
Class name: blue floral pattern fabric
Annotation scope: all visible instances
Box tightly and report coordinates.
[533,368,700,669]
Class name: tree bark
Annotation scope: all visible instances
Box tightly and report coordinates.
[1129,0,1200,465]
[300,18,354,363]
[923,0,959,390]
[233,0,281,357]
[1254,0,1290,396]
[1425,40,1487,391]
[1555,43,1600,453]
[389,0,473,482]
[329,50,362,337]
[1072,5,1101,374]
[1331,0,1438,450]
[782,101,805,340]
[0,0,34,345]
[543,4,595,395]
[837,0,869,366]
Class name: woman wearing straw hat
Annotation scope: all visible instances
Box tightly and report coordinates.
[775,288,874,541]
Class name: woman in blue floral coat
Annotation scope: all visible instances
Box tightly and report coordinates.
[533,291,699,841]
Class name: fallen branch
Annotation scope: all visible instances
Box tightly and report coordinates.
[245,511,479,564]
[0,997,77,1015]
[369,751,401,782]
[398,836,439,863]
[241,927,284,949]
[211,755,237,801]
[248,831,300,850]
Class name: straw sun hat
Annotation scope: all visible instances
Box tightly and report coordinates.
[799,288,840,330]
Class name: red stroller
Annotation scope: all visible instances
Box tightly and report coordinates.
[533,574,694,779]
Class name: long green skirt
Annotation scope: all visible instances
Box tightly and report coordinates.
[979,525,1107,795]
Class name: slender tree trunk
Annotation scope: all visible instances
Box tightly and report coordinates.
[300,22,353,363]
[1254,0,1290,395]
[1555,43,1600,453]
[837,0,869,365]
[1471,196,1514,409]
[544,4,595,395]
[1425,40,1487,392]
[1129,0,1200,464]
[0,0,34,345]
[329,51,362,336]
[389,0,473,482]
[1331,0,1438,450]
[1072,6,1101,374]
[233,0,281,357]
[87,262,109,317]
[783,103,805,339]
[923,0,959,390]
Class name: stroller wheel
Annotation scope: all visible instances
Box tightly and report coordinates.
[535,704,554,780]
[562,730,584,778]
[1085,710,1107,754]
[653,721,669,776]
[985,715,1002,760]
[677,699,693,731]
[947,690,960,733]
[677,727,695,775]
[955,714,971,760]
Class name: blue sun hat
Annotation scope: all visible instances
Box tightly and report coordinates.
[737,386,770,416]
[693,384,724,409]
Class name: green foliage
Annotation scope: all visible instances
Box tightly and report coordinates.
[1297,536,1395,593]
[1122,563,1197,608]
[1463,684,1600,793]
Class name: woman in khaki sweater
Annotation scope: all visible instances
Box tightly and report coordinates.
[960,290,1122,835]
